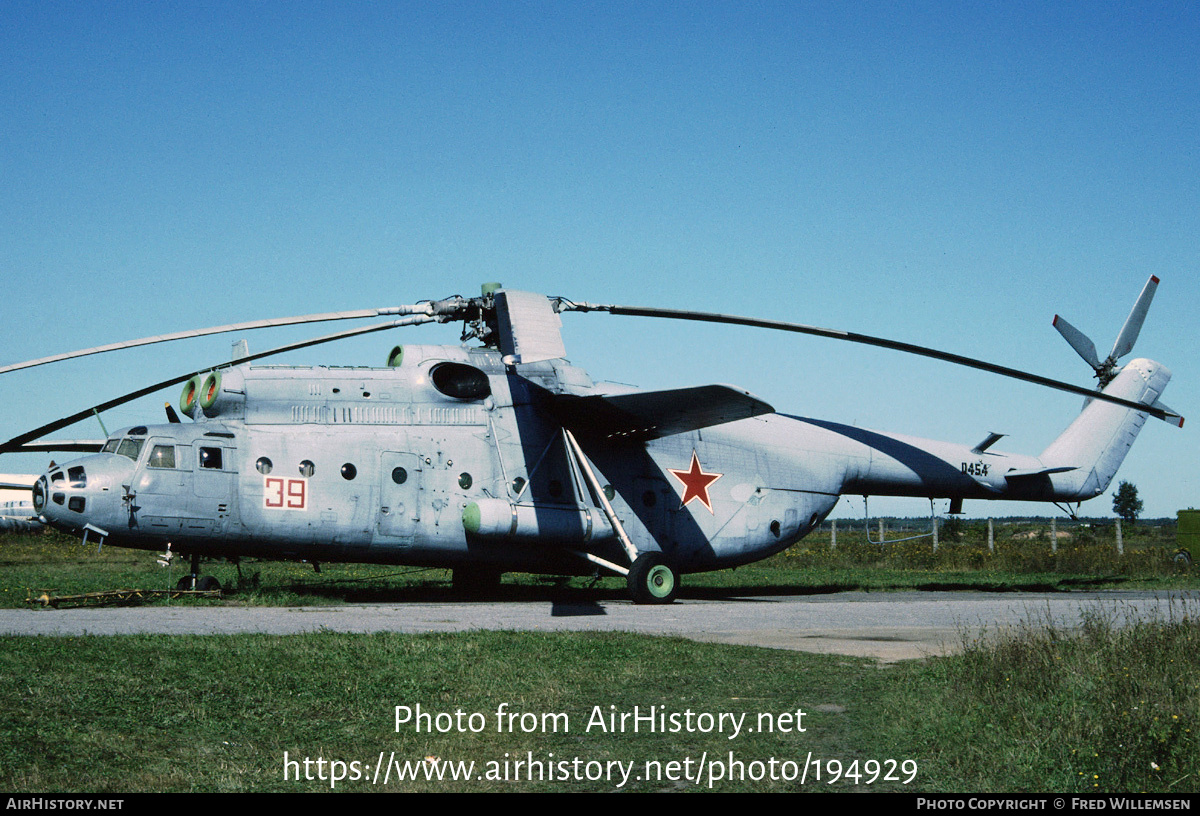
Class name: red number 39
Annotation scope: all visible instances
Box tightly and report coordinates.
[265,477,307,510]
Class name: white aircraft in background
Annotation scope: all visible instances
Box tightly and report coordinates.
[0,473,43,532]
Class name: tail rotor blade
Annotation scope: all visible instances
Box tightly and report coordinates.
[1110,275,1159,361]
[1052,315,1101,371]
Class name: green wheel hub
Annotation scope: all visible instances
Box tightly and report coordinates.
[627,553,679,605]
[646,564,674,598]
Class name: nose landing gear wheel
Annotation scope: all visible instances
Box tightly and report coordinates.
[627,552,678,605]
[176,575,221,592]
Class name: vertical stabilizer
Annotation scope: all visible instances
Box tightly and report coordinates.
[1039,359,1171,500]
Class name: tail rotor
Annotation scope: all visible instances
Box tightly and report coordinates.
[1054,275,1159,388]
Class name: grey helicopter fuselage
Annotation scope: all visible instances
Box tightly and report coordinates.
[32,335,1172,578]
[34,344,830,574]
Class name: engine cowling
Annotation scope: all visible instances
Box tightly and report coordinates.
[179,368,245,419]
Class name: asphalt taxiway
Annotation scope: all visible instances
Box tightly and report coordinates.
[2,590,1194,662]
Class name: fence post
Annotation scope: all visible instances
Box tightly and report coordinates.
[988,518,994,553]
[1051,517,1057,554]
[932,516,938,552]
[831,519,837,550]
[1116,519,1123,556]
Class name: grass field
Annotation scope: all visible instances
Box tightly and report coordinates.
[2,519,1196,608]
[1,523,1197,793]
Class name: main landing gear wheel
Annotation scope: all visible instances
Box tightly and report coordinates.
[196,575,221,592]
[176,552,221,592]
[627,552,678,605]
[176,575,222,592]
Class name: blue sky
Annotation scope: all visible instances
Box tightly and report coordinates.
[1,1,1196,519]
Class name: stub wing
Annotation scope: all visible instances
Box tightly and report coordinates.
[549,384,774,441]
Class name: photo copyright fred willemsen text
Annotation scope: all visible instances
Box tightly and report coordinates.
[280,703,918,789]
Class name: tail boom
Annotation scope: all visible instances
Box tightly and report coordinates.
[1037,358,1171,501]
[801,359,1171,507]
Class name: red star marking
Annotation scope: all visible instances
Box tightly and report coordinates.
[668,451,723,514]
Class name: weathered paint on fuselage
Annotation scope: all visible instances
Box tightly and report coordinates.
[35,347,1169,576]
[37,348,838,574]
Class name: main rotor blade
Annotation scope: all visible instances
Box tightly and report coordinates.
[0,479,36,491]
[0,306,436,377]
[0,315,434,453]
[563,302,1179,423]
[1110,275,1159,361]
[1051,315,1101,370]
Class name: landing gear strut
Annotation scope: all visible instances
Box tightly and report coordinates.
[176,552,222,592]
[561,428,681,605]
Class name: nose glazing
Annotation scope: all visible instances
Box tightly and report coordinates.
[31,475,47,514]
[39,465,89,525]
[38,456,134,532]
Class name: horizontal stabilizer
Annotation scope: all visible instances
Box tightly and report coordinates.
[1004,465,1078,479]
[1151,399,1184,428]
[549,384,774,441]
[971,432,1006,454]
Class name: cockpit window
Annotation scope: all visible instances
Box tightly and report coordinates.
[102,438,120,454]
[148,445,176,469]
[116,438,144,461]
[199,447,224,470]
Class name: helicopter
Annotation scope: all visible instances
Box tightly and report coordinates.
[0,278,1182,603]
